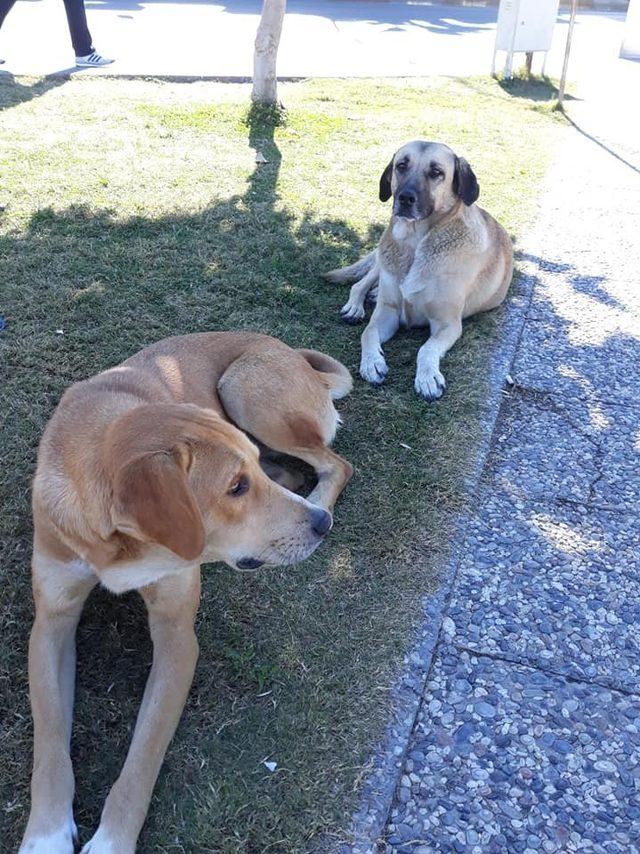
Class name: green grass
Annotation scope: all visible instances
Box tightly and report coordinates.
[0,76,562,852]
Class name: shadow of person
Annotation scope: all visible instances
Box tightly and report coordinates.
[0,71,67,111]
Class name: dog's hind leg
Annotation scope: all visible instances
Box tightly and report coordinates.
[254,410,353,511]
[286,439,353,511]
[259,451,306,493]
[218,347,353,512]
[340,260,379,324]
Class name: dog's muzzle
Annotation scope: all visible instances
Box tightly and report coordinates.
[393,186,425,220]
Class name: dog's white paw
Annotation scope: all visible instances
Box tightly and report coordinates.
[360,351,389,386]
[340,299,366,324]
[81,826,127,854]
[415,365,446,401]
[19,811,77,854]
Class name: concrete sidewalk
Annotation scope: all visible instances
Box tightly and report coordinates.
[0,0,631,81]
[348,53,640,854]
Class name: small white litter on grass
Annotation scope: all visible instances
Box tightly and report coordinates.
[262,760,278,773]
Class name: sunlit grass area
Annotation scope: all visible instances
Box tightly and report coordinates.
[0,75,562,851]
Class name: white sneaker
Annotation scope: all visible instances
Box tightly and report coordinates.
[75,51,114,67]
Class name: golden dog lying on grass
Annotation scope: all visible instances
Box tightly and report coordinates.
[20,332,352,854]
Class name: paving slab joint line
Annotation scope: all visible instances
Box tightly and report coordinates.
[341,260,543,854]
[484,491,636,518]
[555,495,633,515]
[563,109,640,178]
[504,385,603,448]
[586,440,607,504]
[508,382,640,413]
[452,643,640,700]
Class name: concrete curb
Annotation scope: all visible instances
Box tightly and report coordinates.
[342,250,543,853]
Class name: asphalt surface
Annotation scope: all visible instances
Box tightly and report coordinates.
[0,0,632,83]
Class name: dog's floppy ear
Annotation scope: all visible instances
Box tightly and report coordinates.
[113,450,204,561]
[379,157,394,202]
[453,156,480,206]
[106,404,211,561]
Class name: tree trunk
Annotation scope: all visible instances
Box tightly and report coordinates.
[252,0,287,105]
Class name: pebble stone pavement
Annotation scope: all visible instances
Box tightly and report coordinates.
[363,107,640,851]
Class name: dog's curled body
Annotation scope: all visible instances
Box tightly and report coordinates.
[21,331,352,854]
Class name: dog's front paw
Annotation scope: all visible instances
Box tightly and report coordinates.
[19,809,77,854]
[360,351,389,386]
[415,366,446,401]
[340,299,365,324]
[81,826,131,854]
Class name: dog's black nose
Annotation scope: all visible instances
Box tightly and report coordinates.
[398,190,416,206]
[237,557,265,570]
[310,507,333,537]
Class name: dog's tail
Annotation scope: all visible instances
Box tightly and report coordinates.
[298,349,353,400]
[323,249,377,285]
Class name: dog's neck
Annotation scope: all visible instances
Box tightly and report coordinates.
[391,216,429,243]
[428,199,465,231]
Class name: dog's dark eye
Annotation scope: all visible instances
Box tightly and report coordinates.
[228,475,249,497]
[396,161,408,172]
[429,167,443,179]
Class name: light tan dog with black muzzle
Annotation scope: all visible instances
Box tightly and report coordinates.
[325,141,513,400]
[19,331,353,854]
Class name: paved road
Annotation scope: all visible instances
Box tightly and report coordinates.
[0,0,632,83]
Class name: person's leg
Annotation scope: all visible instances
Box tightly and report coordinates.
[62,0,92,56]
